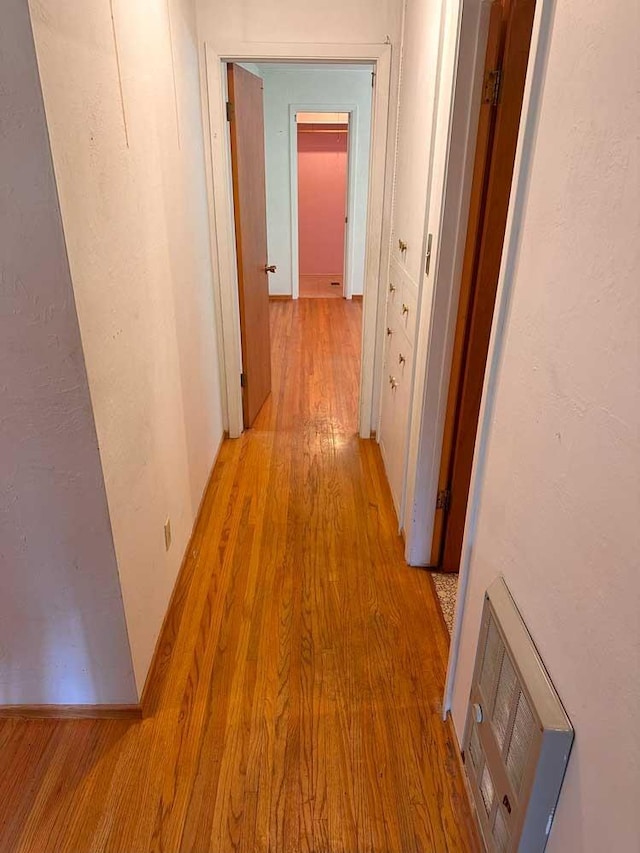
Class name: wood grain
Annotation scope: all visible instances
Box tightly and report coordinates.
[299,274,344,298]
[0,299,480,852]
[0,706,141,720]
[228,63,272,428]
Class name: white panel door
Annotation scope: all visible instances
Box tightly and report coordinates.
[391,0,444,286]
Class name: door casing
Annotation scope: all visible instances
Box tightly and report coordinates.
[443,0,558,716]
[202,43,391,438]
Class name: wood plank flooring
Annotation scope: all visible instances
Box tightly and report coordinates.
[299,274,344,298]
[0,299,480,852]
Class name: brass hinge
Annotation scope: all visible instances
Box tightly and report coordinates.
[436,488,451,512]
[240,372,247,388]
[483,68,502,106]
[226,101,234,122]
[425,232,433,276]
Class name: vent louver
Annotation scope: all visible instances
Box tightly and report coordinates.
[463,578,574,852]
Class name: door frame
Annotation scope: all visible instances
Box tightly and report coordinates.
[443,0,556,715]
[203,42,391,438]
[433,0,538,573]
[289,106,358,301]
[401,0,487,566]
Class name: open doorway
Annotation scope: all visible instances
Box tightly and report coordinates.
[296,112,350,299]
[204,46,388,440]
[224,61,373,431]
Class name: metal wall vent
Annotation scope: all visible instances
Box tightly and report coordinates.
[463,577,574,852]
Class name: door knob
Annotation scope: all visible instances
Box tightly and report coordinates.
[264,264,277,273]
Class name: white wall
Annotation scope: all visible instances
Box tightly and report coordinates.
[29,0,225,696]
[197,0,403,48]
[0,0,136,704]
[259,65,373,296]
[450,1,640,849]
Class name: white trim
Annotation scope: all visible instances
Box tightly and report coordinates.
[203,42,392,438]
[288,104,360,301]
[200,46,229,433]
[444,0,558,717]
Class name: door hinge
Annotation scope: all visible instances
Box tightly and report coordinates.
[371,71,376,88]
[436,488,451,512]
[226,101,234,122]
[240,372,247,388]
[483,68,502,106]
[425,232,433,276]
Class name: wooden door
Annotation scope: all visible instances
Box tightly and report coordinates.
[431,0,536,571]
[227,63,272,428]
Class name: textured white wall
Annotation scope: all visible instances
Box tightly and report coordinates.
[450,0,640,849]
[0,0,136,704]
[197,0,402,46]
[29,0,224,696]
[260,66,373,296]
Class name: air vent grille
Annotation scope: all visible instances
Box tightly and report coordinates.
[480,763,495,815]
[469,721,483,773]
[480,616,503,706]
[506,688,536,794]
[462,577,574,851]
[493,806,510,852]
[492,648,517,749]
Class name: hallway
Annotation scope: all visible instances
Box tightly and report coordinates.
[0,300,479,852]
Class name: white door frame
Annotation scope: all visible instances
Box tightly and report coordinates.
[289,106,359,301]
[203,42,391,438]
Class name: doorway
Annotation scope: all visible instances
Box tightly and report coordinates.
[221,60,376,432]
[426,0,537,636]
[225,62,373,435]
[296,112,350,299]
[204,46,390,439]
[431,0,537,575]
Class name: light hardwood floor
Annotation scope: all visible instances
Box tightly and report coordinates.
[0,299,480,852]
[299,274,344,298]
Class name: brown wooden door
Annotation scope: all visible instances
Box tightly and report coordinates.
[431,0,536,571]
[227,63,272,428]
